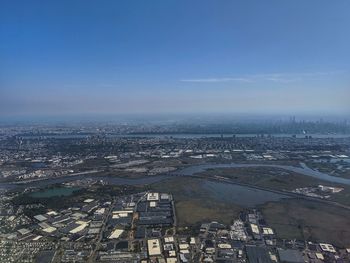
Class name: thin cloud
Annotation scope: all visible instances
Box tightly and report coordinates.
[180,78,253,83]
[180,71,345,84]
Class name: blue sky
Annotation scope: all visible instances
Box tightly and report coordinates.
[0,0,349,117]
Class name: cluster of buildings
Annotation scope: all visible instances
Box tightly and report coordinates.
[1,189,350,262]
[3,197,108,243]
[1,128,350,183]
[95,192,176,262]
[0,240,56,263]
[193,210,350,263]
[1,125,350,262]
[293,185,344,199]
[0,191,177,262]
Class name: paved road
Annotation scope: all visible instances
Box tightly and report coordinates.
[88,199,115,262]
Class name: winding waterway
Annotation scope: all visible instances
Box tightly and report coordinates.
[172,162,350,185]
[3,162,350,207]
[2,162,350,191]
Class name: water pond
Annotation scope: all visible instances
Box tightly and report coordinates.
[29,186,81,198]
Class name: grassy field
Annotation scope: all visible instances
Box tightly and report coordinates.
[176,199,239,226]
[198,166,350,206]
[151,170,350,247]
[198,167,331,190]
[261,199,350,247]
[305,161,350,179]
[149,177,241,226]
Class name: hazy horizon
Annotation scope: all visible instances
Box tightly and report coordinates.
[0,112,349,126]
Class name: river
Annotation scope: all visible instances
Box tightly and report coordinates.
[172,162,350,185]
[3,162,350,207]
[2,162,350,191]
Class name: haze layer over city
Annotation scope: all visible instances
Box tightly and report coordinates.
[0,1,350,263]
